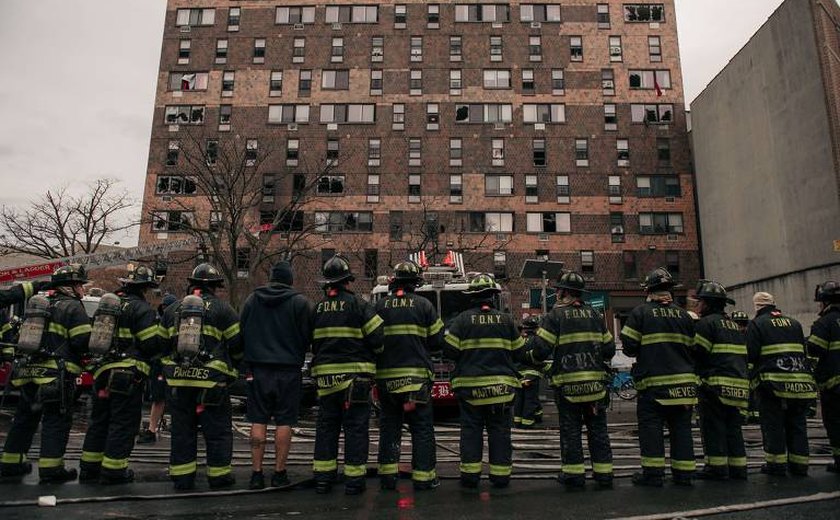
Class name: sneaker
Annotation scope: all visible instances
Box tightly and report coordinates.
[760,464,787,477]
[413,478,440,491]
[314,481,332,494]
[271,470,290,488]
[39,467,78,484]
[631,472,664,488]
[249,471,265,490]
[208,474,236,490]
[137,429,157,444]
[380,475,397,490]
[100,470,134,485]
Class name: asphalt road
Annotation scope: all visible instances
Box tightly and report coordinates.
[0,395,838,519]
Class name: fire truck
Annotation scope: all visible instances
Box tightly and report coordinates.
[370,251,509,406]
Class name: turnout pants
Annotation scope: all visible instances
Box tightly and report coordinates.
[822,389,840,464]
[80,370,145,478]
[637,391,696,478]
[167,385,233,486]
[313,390,370,486]
[377,387,436,483]
[698,388,746,475]
[458,399,512,485]
[514,379,542,427]
[756,387,810,471]
[1,381,75,478]
[555,393,613,481]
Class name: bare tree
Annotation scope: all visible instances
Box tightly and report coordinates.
[0,178,135,259]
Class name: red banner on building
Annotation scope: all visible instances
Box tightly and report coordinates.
[0,261,64,284]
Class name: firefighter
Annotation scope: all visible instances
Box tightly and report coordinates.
[241,261,314,490]
[526,272,615,489]
[806,281,840,473]
[444,274,525,489]
[374,261,444,491]
[693,281,749,481]
[513,316,543,430]
[731,310,759,423]
[78,265,162,484]
[311,255,383,495]
[160,263,242,490]
[747,291,816,476]
[0,265,91,483]
[0,281,48,359]
[620,267,697,487]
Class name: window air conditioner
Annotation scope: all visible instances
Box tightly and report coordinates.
[293,23,304,30]
[180,26,191,33]
[287,123,299,131]
[530,21,542,29]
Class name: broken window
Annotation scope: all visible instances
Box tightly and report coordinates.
[164,105,205,125]
[624,4,665,23]
[317,175,345,195]
[151,210,195,232]
[156,176,197,195]
[631,104,673,123]
[168,72,209,91]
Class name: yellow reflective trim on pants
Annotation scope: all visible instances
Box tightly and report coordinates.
[81,451,104,463]
[466,394,516,406]
[102,457,129,470]
[636,373,698,389]
[672,459,696,472]
[729,457,747,467]
[489,464,511,476]
[169,461,197,476]
[207,465,232,477]
[592,462,613,474]
[705,456,728,467]
[39,457,63,469]
[451,375,519,388]
[765,452,787,464]
[313,459,338,473]
[311,362,376,377]
[378,463,398,475]
[376,367,432,380]
[551,371,606,384]
[788,454,809,465]
[705,376,749,388]
[460,462,482,474]
[316,379,353,397]
[166,379,217,389]
[413,469,437,482]
[641,457,666,468]
[344,464,366,478]
[1,452,26,464]
[563,463,585,475]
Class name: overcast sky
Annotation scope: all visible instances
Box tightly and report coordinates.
[0,0,789,247]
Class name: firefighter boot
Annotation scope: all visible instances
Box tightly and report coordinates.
[788,463,809,477]
[380,475,397,490]
[760,463,787,477]
[0,462,32,483]
[173,474,196,491]
[696,466,728,481]
[39,467,78,484]
[414,477,440,491]
[729,466,748,480]
[672,470,694,487]
[100,469,134,485]
[208,473,236,490]
[345,477,366,495]
[560,475,586,490]
[631,471,664,488]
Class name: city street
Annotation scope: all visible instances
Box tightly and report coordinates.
[1,397,838,519]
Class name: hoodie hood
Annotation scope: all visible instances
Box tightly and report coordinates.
[254,284,301,307]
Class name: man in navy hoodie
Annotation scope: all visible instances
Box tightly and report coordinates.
[241,261,314,490]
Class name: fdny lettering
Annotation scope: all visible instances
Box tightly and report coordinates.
[385,377,415,392]
[783,382,815,394]
[719,320,740,331]
[470,315,503,325]
[563,308,594,320]
[770,318,793,328]
[564,381,603,396]
[667,385,697,399]
[316,301,347,313]
[651,308,685,319]
[719,386,749,400]
[316,373,349,388]
[16,366,48,379]
[172,367,210,379]
[470,384,509,399]
[384,298,415,309]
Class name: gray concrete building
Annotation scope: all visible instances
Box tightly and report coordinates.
[691,0,840,325]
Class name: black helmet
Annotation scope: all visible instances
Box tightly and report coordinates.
[120,265,159,287]
[554,271,588,293]
[51,264,88,287]
[814,281,840,302]
[463,273,500,295]
[641,267,680,292]
[520,316,540,331]
[319,254,354,285]
[730,310,750,323]
[188,263,224,285]
[695,280,735,305]
[393,260,422,283]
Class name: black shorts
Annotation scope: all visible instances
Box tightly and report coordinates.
[146,361,167,403]
[247,365,302,426]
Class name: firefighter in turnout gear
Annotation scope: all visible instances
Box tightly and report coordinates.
[513,315,543,429]
[374,261,444,491]
[806,281,840,473]
[692,281,749,481]
[0,281,48,359]
[526,272,615,489]
[731,310,759,423]
[311,255,383,495]
[747,291,816,476]
[444,274,525,489]
[160,263,242,490]
[620,267,697,487]
[1,265,92,483]
[79,266,163,484]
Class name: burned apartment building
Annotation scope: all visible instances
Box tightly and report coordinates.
[139,0,700,327]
